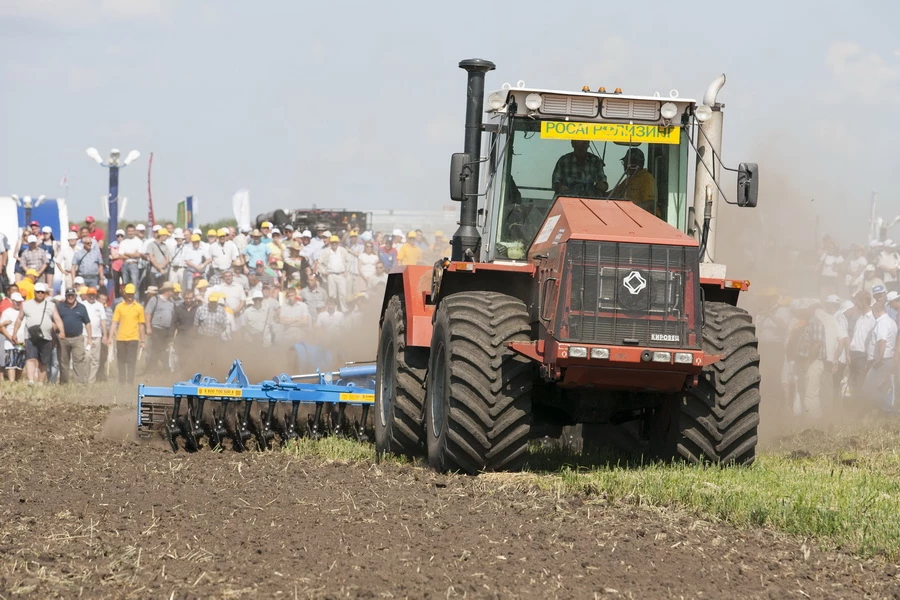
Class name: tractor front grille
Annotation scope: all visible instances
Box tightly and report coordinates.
[554,241,701,349]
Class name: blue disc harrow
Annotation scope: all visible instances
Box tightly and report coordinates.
[138,359,376,451]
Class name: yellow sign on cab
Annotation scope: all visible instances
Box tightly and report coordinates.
[540,121,681,145]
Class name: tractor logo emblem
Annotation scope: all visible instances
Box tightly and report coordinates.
[623,270,647,295]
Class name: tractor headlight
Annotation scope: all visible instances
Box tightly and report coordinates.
[651,351,672,363]
[674,352,694,364]
[590,347,610,360]
[569,346,588,358]
[524,93,543,111]
[695,104,713,122]
[487,92,506,111]
[660,102,678,120]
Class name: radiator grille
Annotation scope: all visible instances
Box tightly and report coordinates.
[554,241,701,348]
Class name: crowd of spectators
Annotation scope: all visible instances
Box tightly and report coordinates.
[0,216,451,385]
[755,234,900,421]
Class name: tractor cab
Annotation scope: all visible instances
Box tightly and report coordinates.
[477,87,697,262]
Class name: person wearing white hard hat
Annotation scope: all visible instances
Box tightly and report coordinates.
[13,281,65,384]
[168,229,187,286]
[56,231,82,290]
[21,234,50,284]
[242,289,272,345]
[0,291,26,381]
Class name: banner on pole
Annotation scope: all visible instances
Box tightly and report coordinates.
[232,189,251,232]
[185,196,194,230]
[176,200,186,229]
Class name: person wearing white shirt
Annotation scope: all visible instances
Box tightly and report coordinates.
[118,225,145,288]
[819,240,844,296]
[316,298,345,329]
[0,292,26,381]
[316,236,350,312]
[864,300,898,411]
[56,232,81,290]
[168,231,187,285]
[82,288,108,383]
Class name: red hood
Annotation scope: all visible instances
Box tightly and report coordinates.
[529,197,697,257]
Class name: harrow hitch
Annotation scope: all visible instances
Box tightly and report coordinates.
[138,359,376,452]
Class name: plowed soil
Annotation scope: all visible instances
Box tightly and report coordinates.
[0,393,898,599]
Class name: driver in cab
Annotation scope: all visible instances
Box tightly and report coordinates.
[552,140,607,197]
[612,147,657,215]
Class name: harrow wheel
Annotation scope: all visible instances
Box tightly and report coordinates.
[425,292,533,474]
[651,301,761,465]
[375,295,428,457]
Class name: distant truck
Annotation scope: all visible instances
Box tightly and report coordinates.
[255,209,370,234]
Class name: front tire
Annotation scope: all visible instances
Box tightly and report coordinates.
[375,295,428,457]
[426,292,533,474]
[652,301,761,465]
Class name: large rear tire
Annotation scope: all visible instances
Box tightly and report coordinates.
[652,301,761,465]
[426,292,533,474]
[375,295,428,457]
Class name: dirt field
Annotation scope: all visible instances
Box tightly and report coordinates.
[1,392,898,599]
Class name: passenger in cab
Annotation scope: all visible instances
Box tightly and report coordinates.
[612,148,657,214]
[552,140,607,198]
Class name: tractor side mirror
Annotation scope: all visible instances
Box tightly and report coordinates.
[736,162,759,208]
[449,152,472,202]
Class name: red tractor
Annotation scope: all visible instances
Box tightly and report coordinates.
[376,59,761,473]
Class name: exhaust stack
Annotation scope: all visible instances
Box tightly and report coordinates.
[692,74,726,263]
[452,58,495,261]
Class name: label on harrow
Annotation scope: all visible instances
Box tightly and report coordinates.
[198,387,243,397]
[339,393,374,403]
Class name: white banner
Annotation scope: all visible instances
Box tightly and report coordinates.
[232,189,251,231]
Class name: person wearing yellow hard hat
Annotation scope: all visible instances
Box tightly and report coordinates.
[315,234,351,312]
[430,230,451,262]
[208,226,240,283]
[146,227,171,289]
[397,230,423,267]
[183,233,211,294]
[18,269,38,301]
[194,290,230,340]
[259,221,273,244]
[109,282,145,385]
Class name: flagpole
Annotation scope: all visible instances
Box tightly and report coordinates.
[147,152,155,227]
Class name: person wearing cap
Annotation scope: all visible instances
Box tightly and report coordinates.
[84,216,105,248]
[209,227,240,282]
[39,226,58,287]
[182,234,210,292]
[430,230,451,261]
[243,229,270,270]
[864,294,898,411]
[397,231,423,267]
[71,235,105,290]
[315,234,350,312]
[56,231,82,290]
[168,229,187,287]
[612,148,656,213]
[146,228,171,288]
[0,283,19,314]
[194,291,230,340]
[259,221,273,244]
[0,291,26,381]
[391,228,404,246]
[194,279,210,303]
[252,259,276,289]
[18,269,38,301]
[300,273,327,323]
[109,283,145,385]
[243,289,274,345]
[56,287,92,384]
[20,234,49,281]
[378,236,397,272]
[144,282,177,374]
[173,288,198,356]
[848,290,875,401]
[266,228,285,271]
[13,282,65,385]
[118,225,144,289]
[82,287,107,383]
[357,239,380,291]
[793,300,825,419]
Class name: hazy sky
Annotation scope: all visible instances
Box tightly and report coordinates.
[1,0,898,242]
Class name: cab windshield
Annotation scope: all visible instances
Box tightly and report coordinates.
[494,118,689,256]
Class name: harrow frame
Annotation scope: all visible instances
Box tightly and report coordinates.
[138,359,376,452]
